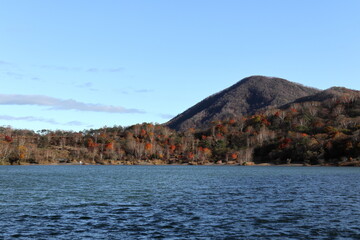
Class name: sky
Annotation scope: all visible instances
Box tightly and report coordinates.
[0,0,359,132]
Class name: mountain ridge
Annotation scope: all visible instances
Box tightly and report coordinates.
[166,75,320,131]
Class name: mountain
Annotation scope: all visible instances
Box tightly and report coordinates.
[1,81,358,166]
[289,87,360,104]
[166,76,320,131]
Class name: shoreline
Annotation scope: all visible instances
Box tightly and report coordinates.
[3,162,359,167]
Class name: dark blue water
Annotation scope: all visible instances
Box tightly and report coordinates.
[1,166,360,239]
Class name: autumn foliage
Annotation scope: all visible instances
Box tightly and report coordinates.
[0,92,359,166]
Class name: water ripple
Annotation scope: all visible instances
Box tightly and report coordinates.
[1,166,360,239]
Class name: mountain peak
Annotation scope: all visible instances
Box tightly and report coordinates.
[166,76,320,131]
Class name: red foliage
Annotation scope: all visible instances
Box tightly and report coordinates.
[187,152,194,160]
[4,135,12,143]
[279,138,292,149]
[261,118,271,126]
[216,124,223,129]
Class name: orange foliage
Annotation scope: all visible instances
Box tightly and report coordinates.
[188,128,195,133]
[87,139,99,148]
[216,133,223,139]
[231,153,238,160]
[18,145,27,159]
[105,142,114,150]
[145,143,152,150]
[229,119,236,124]
[187,152,194,160]
[203,148,211,156]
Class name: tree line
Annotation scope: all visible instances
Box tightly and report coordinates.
[0,93,359,166]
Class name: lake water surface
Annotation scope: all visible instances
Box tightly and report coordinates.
[1,166,360,239]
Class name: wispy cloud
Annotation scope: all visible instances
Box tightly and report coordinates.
[65,121,86,126]
[0,60,12,65]
[41,64,124,73]
[159,114,175,119]
[0,115,60,125]
[135,89,154,93]
[106,67,124,72]
[76,82,98,91]
[6,72,23,79]
[114,88,154,94]
[87,68,98,72]
[0,94,144,113]
[86,67,124,73]
[0,115,89,126]
[40,65,81,71]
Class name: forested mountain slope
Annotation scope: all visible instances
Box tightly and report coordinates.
[166,76,319,131]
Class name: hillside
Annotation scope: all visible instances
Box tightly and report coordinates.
[166,76,319,131]
[0,77,359,166]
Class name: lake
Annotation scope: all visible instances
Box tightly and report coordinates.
[1,166,360,239]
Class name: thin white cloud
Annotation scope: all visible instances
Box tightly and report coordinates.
[0,60,12,65]
[0,94,144,113]
[135,89,154,93]
[87,68,98,72]
[65,121,86,126]
[41,65,81,71]
[159,114,175,119]
[0,115,89,126]
[41,65,124,73]
[87,67,124,73]
[6,72,23,79]
[0,115,59,125]
[76,82,98,91]
[106,67,124,72]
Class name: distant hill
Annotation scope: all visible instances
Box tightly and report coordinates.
[288,87,360,104]
[166,76,320,131]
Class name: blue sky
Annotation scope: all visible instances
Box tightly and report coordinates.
[0,0,359,131]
